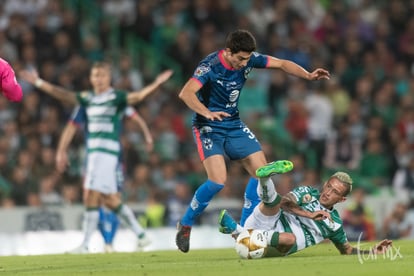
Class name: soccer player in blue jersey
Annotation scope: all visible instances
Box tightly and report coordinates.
[176,29,331,253]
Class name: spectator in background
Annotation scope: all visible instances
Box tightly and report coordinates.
[323,118,362,176]
[342,188,376,241]
[382,202,412,240]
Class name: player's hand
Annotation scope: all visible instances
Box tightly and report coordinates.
[309,68,330,80]
[154,69,174,85]
[19,69,39,84]
[56,151,69,173]
[309,210,332,221]
[205,111,231,121]
[372,239,393,254]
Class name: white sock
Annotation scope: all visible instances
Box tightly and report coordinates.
[257,177,277,204]
[117,204,145,237]
[81,209,99,248]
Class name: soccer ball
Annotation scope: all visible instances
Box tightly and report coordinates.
[235,229,268,259]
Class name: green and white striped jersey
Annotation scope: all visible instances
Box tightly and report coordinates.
[280,186,348,255]
[76,89,127,156]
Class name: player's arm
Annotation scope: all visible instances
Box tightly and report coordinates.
[178,78,230,121]
[334,240,393,255]
[127,69,173,105]
[0,61,23,102]
[266,56,330,81]
[280,193,331,221]
[128,110,154,151]
[19,69,77,104]
[56,122,78,173]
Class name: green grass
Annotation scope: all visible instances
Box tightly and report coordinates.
[0,240,413,276]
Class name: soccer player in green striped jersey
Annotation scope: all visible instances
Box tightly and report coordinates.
[20,62,172,253]
[219,163,392,257]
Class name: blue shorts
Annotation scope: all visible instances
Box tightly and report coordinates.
[192,122,262,161]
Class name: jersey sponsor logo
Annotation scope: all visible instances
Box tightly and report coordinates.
[216,79,224,86]
[225,90,239,108]
[91,93,116,104]
[195,64,210,76]
[86,106,117,116]
[244,67,252,79]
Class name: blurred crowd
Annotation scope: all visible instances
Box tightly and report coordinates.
[1,0,414,238]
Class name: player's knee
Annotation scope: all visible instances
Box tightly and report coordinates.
[280,233,296,247]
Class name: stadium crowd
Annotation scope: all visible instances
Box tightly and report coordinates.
[1,0,414,239]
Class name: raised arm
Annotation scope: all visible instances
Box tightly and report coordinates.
[267,56,330,81]
[19,69,78,105]
[280,193,331,221]
[55,122,78,173]
[128,110,154,152]
[127,69,173,105]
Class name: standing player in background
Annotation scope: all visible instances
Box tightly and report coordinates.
[20,62,172,253]
[176,29,330,253]
[0,57,23,102]
[60,104,154,253]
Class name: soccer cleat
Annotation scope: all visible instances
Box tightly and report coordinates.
[256,160,294,178]
[176,221,192,253]
[218,209,237,234]
[104,244,115,253]
[137,233,151,249]
[67,245,89,254]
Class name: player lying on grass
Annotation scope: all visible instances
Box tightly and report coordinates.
[219,161,392,256]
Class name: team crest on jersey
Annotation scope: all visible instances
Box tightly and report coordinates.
[244,67,252,79]
[80,91,92,100]
[203,138,213,150]
[302,194,312,203]
[195,65,210,76]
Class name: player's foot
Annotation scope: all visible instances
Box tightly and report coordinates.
[104,244,115,253]
[176,221,191,253]
[137,233,151,249]
[256,160,294,178]
[218,209,237,234]
[67,244,89,254]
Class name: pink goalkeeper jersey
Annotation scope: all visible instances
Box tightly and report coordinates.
[0,58,23,102]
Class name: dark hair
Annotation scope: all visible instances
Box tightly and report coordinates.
[91,61,111,70]
[225,29,256,54]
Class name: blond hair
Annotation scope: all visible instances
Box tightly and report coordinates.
[331,172,353,196]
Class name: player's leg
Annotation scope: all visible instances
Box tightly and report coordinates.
[98,206,119,253]
[176,126,226,253]
[68,189,101,254]
[176,155,226,252]
[239,177,260,226]
[103,194,151,249]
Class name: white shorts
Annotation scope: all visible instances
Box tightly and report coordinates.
[244,206,285,232]
[84,152,123,194]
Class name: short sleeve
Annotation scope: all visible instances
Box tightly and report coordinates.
[248,52,269,68]
[191,63,211,86]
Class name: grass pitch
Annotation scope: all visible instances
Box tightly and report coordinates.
[0,240,412,276]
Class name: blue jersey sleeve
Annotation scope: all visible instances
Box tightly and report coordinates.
[248,52,269,68]
[191,63,211,86]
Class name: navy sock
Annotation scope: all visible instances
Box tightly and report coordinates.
[181,180,224,226]
[240,177,260,226]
